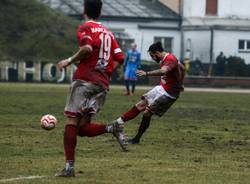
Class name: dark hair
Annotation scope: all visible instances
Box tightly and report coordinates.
[148,42,164,53]
[84,0,103,19]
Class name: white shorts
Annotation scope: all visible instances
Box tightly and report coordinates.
[142,85,177,117]
[64,80,107,117]
[143,85,176,106]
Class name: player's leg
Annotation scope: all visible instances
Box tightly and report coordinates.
[129,85,178,144]
[56,80,93,177]
[131,80,136,94]
[128,110,153,144]
[113,99,147,126]
[124,80,130,95]
[55,117,79,177]
[78,114,101,136]
[113,85,163,126]
[130,68,137,95]
[78,114,107,137]
[74,86,128,151]
[124,69,131,95]
[77,114,128,151]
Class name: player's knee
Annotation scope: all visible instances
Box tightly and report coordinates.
[79,115,91,126]
[66,117,78,126]
[143,110,152,118]
[136,100,147,111]
[77,123,88,137]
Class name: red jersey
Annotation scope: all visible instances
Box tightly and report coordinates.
[160,53,185,95]
[73,21,124,89]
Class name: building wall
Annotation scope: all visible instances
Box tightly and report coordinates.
[183,0,250,18]
[218,0,250,19]
[181,0,250,64]
[183,30,211,62]
[102,20,181,61]
[213,30,250,63]
[183,0,206,17]
[183,29,250,64]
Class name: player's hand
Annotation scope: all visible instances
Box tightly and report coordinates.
[58,58,71,71]
[136,70,146,76]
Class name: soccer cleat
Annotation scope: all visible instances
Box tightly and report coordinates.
[128,138,140,144]
[55,168,75,177]
[111,122,128,151]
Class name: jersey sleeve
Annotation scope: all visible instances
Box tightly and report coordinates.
[112,38,124,64]
[77,25,93,47]
[162,56,178,71]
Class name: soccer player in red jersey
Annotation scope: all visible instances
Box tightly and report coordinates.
[112,42,185,144]
[55,0,127,177]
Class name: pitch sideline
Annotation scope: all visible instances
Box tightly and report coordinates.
[0,176,46,183]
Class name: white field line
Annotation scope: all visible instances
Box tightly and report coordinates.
[0,176,46,183]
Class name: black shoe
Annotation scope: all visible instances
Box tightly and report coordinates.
[128,138,140,144]
[55,168,75,177]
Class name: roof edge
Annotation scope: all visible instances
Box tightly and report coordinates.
[70,15,181,22]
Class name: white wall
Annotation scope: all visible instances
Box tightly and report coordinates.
[213,30,250,64]
[184,30,211,63]
[218,0,250,19]
[183,0,250,19]
[183,0,206,18]
[182,0,250,64]
[102,20,181,61]
[183,30,250,64]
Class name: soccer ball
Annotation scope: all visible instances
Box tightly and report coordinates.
[40,114,58,130]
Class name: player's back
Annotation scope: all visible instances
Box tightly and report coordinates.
[160,53,185,95]
[74,21,124,89]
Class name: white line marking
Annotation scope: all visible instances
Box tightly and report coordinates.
[0,176,46,183]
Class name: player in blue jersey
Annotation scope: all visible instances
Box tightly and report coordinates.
[124,43,141,96]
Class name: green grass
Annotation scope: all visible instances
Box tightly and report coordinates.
[0,83,250,184]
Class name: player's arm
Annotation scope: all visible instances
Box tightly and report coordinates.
[137,65,170,77]
[58,45,93,71]
[58,25,93,71]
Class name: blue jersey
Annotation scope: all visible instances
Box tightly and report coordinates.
[124,49,141,80]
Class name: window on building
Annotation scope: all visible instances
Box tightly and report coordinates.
[206,0,218,16]
[111,29,134,53]
[154,37,173,53]
[238,40,250,52]
[247,41,250,50]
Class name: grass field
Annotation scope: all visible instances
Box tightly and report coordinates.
[0,83,250,184]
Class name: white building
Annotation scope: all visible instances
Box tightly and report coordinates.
[182,0,250,64]
[39,0,181,61]
[40,0,250,64]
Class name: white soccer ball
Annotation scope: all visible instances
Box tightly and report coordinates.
[40,114,58,130]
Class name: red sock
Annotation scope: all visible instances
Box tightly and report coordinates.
[78,122,106,137]
[64,124,77,161]
[121,106,141,122]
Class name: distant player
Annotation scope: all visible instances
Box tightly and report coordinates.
[124,43,141,96]
[55,0,127,177]
[112,42,185,144]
